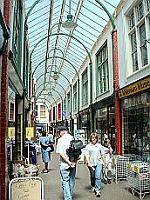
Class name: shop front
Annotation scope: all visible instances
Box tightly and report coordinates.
[119,76,150,161]
[92,94,115,149]
[78,108,90,138]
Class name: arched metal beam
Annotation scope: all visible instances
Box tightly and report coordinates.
[36,97,52,106]
[36,70,71,87]
[95,0,115,30]
[30,33,92,65]
[37,94,57,107]
[35,99,51,110]
[35,81,66,98]
[32,56,79,78]
[48,47,64,57]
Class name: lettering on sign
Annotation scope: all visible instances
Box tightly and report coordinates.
[10,179,42,200]
[118,76,150,99]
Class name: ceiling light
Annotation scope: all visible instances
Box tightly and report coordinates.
[53,71,59,81]
[62,14,77,31]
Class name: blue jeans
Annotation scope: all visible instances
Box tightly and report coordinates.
[88,163,102,192]
[60,166,76,200]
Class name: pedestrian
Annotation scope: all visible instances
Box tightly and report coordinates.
[40,131,51,173]
[85,132,104,197]
[102,138,113,184]
[56,126,77,200]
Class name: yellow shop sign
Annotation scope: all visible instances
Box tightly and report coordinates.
[26,127,34,139]
[8,127,15,139]
[119,76,150,99]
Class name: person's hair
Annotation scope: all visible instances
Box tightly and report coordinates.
[42,131,46,136]
[89,132,98,143]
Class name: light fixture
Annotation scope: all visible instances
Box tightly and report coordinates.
[53,71,59,81]
[62,0,77,31]
[62,14,77,31]
[42,90,47,95]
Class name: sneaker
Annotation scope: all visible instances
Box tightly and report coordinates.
[95,191,101,197]
[92,187,95,192]
[42,169,48,173]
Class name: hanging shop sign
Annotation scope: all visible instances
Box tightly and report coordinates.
[26,127,34,139]
[9,177,44,200]
[118,76,150,99]
[8,127,15,140]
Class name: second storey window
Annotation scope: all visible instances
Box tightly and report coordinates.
[139,23,148,66]
[40,105,46,118]
[96,43,109,95]
[9,103,14,121]
[127,1,149,73]
[82,69,88,106]
[67,93,71,113]
[130,31,138,71]
[73,83,77,111]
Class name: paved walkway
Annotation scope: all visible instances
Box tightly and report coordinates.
[37,152,150,200]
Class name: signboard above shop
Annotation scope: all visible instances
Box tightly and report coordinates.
[118,76,150,99]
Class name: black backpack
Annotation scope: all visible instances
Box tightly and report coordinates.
[66,139,85,161]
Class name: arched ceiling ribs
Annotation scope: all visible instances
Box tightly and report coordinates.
[36,98,52,110]
[38,89,63,102]
[35,81,66,98]
[36,70,71,86]
[30,33,92,65]
[48,47,64,57]
[32,56,79,79]
[37,93,57,107]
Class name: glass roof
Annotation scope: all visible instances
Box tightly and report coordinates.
[25,0,121,106]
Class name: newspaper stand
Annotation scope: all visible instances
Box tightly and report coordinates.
[9,176,44,200]
[112,154,137,183]
[127,161,150,200]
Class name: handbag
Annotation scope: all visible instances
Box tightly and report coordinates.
[40,141,48,150]
[49,143,54,152]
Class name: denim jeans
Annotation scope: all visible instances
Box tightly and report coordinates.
[88,163,102,192]
[60,166,76,200]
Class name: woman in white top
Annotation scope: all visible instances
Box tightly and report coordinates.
[85,132,104,197]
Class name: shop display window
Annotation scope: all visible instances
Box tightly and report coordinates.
[123,92,150,161]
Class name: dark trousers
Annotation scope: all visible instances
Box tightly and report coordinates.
[88,166,96,187]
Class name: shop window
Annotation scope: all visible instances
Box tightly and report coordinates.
[123,92,150,161]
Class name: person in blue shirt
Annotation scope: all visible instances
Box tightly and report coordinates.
[40,131,51,173]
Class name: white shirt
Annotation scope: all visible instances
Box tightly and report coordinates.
[56,133,74,169]
[85,143,105,166]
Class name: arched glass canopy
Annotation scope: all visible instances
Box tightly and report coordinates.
[25,0,120,104]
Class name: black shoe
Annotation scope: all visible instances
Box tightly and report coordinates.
[103,180,107,184]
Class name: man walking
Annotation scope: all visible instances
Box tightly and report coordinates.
[56,126,76,200]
